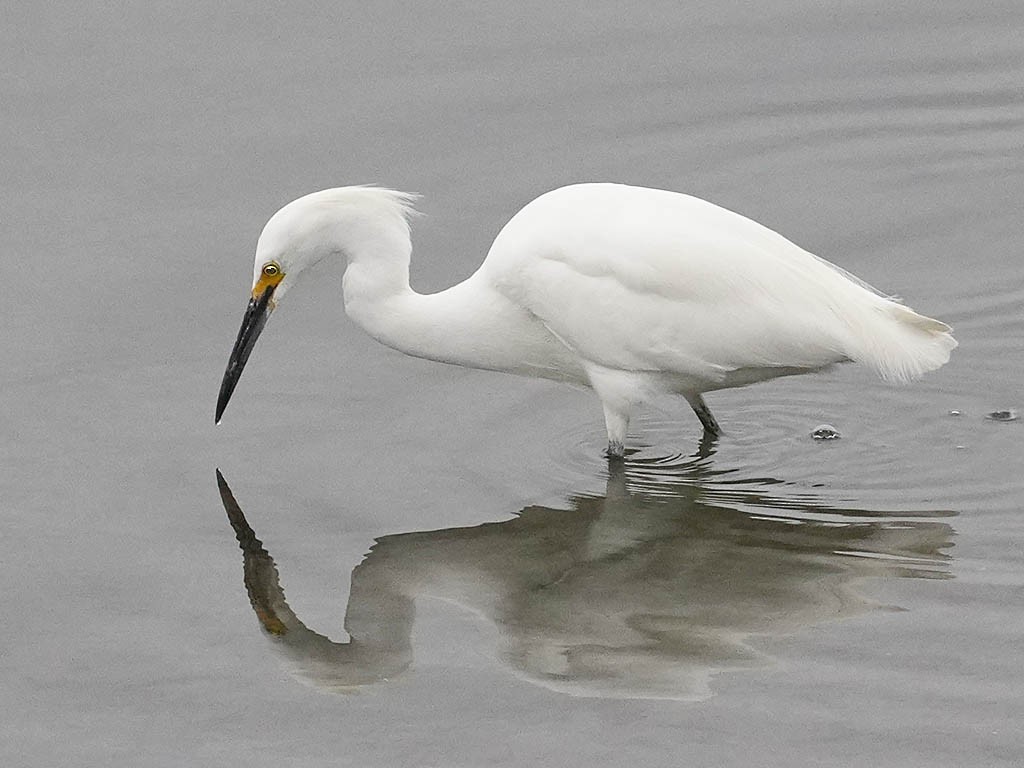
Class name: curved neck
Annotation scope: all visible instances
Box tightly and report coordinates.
[333,213,488,365]
[347,269,585,381]
[337,220,583,381]
[342,270,529,371]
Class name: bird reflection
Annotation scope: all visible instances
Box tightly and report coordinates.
[216,457,953,701]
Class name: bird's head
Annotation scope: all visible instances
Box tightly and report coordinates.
[214,194,338,424]
[215,187,417,424]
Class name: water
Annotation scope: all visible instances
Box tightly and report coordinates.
[3,1,1023,766]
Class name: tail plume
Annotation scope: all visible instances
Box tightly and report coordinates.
[851,300,957,382]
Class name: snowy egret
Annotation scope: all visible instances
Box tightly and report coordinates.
[216,184,956,455]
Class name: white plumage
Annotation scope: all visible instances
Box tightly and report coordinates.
[217,183,956,455]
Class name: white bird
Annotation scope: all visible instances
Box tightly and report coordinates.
[216,183,957,456]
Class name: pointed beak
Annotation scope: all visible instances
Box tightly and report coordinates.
[216,282,276,424]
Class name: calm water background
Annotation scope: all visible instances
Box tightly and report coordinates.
[3,2,1023,766]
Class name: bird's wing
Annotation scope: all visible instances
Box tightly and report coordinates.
[483,184,865,383]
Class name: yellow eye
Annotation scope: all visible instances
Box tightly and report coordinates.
[262,263,280,277]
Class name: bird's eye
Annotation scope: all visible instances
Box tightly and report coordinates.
[262,263,280,277]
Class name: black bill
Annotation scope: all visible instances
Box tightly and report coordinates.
[216,284,275,423]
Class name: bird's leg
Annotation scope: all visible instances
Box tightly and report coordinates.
[695,428,719,460]
[602,402,629,459]
[686,394,721,437]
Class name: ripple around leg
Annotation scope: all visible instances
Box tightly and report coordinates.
[535,358,1022,517]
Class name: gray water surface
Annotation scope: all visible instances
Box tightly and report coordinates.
[3,2,1023,766]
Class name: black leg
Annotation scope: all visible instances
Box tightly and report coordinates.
[687,394,721,436]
